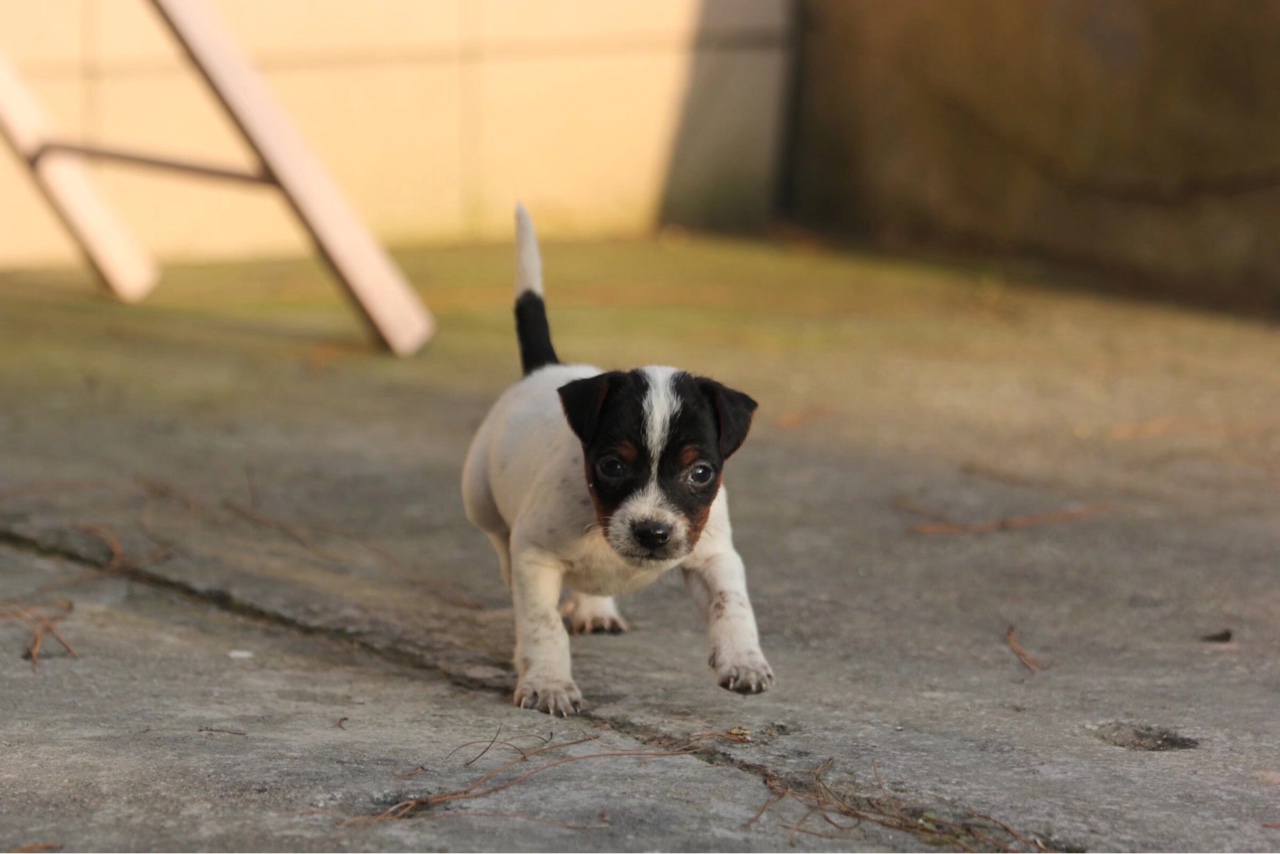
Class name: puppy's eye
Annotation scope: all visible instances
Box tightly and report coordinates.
[688,463,716,487]
[596,456,627,480]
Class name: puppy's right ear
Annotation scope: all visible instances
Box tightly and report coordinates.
[558,373,620,446]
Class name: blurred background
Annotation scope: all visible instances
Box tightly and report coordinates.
[0,1,788,260]
[5,0,1277,316]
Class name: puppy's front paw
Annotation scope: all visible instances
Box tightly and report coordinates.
[560,594,629,635]
[514,678,583,716]
[710,648,774,695]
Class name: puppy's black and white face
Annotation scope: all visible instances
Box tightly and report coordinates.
[558,366,756,564]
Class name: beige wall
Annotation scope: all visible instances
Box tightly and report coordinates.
[0,0,789,267]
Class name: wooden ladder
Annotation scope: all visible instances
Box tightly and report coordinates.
[0,0,434,356]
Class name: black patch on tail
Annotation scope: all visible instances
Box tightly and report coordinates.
[515,291,559,375]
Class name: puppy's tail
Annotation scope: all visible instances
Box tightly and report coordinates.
[513,203,559,375]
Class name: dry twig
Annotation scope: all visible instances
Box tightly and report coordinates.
[356,732,741,826]
[395,765,429,780]
[23,606,78,658]
[464,724,505,766]
[141,474,337,562]
[1005,626,1050,675]
[135,476,203,513]
[221,498,320,552]
[748,757,1050,852]
[442,732,552,765]
[23,629,43,668]
[71,523,173,583]
[1,601,77,673]
[71,524,128,571]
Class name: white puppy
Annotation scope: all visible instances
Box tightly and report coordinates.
[461,205,773,716]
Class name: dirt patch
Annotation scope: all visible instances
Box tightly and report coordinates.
[1094,722,1199,751]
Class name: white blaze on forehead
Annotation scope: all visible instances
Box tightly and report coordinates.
[640,366,683,471]
[622,482,679,524]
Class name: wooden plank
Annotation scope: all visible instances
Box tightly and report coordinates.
[149,0,435,356]
[0,52,158,302]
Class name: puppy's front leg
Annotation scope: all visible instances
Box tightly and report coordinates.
[683,550,774,694]
[511,544,582,716]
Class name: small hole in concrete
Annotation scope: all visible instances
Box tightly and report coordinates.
[1094,722,1198,751]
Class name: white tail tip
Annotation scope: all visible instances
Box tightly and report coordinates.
[514,202,542,297]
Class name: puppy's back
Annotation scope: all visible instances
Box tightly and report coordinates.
[471,363,600,527]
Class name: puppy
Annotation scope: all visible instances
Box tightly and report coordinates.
[461,205,773,716]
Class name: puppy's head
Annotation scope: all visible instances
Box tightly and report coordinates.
[558,366,756,564]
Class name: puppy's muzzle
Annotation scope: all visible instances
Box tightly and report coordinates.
[631,519,672,551]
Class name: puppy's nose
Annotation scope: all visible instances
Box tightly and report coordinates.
[632,520,672,550]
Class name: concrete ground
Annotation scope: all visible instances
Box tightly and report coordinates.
[1,236,1277,852]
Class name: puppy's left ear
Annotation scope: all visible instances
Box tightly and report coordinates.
[697,378,758,458]
[558,372,621,446]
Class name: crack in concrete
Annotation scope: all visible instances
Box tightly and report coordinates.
[593,714,1065,851]
[0,527,468,683]
[1,525,1057,852]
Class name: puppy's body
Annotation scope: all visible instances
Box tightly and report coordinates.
[464,363,679,597]
[462,205,773,716]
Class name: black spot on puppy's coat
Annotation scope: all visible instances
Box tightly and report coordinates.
[558,370,648,529]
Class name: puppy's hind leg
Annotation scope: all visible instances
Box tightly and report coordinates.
[561,592,628,634]
[462,444,513,589]
[486,531,513,590]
